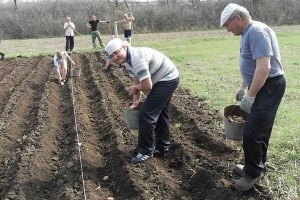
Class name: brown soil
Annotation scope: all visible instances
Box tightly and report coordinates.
[0,53,271,200]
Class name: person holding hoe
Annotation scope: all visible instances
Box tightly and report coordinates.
[115,12,135,44]
[86,15,109,48]
[105,38,180,164]
[53,51,76,86]
[220,3,286,191]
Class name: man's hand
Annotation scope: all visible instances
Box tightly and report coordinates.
[240,92,255,113]
[128,103,138,110]
[129,85,139,96]
[235,85,247,101]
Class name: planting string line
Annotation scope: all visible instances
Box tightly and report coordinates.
[70,64,87,200]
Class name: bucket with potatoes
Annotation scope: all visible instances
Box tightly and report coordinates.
[223,105,247,141]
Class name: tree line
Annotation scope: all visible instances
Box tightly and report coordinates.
[0,0,300,39]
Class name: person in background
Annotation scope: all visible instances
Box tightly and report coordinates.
[64,17,75,53]
[53,51,76,85]
[0,52,4,60]
[105,38,180,164]
[0,39,4,60]
[220,3,286,191]
[115,12,135,44]
[86,15,109,48]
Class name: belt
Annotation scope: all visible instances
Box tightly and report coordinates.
[265,75,283,84]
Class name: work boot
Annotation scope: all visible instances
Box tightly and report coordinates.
[233,164,268,176]
[235,173,263,191]
[233,164,245,176]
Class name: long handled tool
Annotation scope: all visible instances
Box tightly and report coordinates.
[108,22,113,39]
[74,29,82,36]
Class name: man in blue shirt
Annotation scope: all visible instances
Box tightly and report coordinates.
[220,3,286,191]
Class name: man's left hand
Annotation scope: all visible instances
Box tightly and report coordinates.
[240,92,255,113]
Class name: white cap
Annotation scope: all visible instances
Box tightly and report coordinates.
[220,3,248,27]
[105,38,124,56]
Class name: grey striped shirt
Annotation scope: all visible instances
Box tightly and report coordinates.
[123,47,179,84]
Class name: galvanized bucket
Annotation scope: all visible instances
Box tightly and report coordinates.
[70,68,81,77]
[223,105,247,141]
[124,102,143,130]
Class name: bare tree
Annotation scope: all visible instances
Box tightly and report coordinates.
[253,0,259,5]
[14,0,18,10]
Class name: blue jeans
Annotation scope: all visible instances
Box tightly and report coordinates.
[243,75,286,178]
[138,77,179,155]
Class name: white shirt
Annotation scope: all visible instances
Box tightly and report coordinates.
[53,52,70,67]
[64,22,75,36]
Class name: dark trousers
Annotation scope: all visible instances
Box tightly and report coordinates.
[138,77,179,155]
[124,30,132,38]
[243,75,286,178]
[65,36,74,51]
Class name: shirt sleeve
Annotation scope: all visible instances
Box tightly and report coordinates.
[53,54,58,67]
[63,22,68,29]
[132,59,151,82]
[250,31,273,60]
[64,52,71,61]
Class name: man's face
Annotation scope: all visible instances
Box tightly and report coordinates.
[92,16,96,21]
[110,46,127,65]
[57,52,62,59]
[224,15,242,36]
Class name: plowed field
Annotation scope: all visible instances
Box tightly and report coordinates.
[0,53,270,199]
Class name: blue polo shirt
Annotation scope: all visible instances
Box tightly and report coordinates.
[240,21,284,86]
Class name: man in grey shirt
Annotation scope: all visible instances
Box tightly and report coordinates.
[105,38,180,164]
[220,3,286,191]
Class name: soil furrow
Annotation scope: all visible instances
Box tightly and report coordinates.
[83,53,194,199]
[42,63,83,200]
[0,58,39,114]
[65,53,115,199]
[0,59,21,80]
[77,53,142,199]
[0,57,52,198]
[0,53,270,200]
[87,53,243,199]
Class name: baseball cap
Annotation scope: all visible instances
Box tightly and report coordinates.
[220,3,248,27]
[105,38,124,58]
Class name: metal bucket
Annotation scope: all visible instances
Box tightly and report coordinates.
[70,68,81,77]
[124,102,143,130]
[223,105,247,141]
